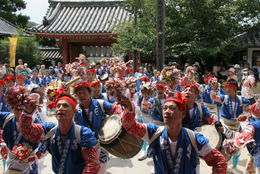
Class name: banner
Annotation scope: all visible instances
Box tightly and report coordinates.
[9,37,18,67]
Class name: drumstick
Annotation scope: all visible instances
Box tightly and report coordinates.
[65,76,81,86]
[124,60,133,66]
[217,103,221,122]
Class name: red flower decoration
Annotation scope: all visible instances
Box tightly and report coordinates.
[12,143,32,161]
[6,87,29,111]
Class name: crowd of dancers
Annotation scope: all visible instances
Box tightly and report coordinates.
[0,54,259,174]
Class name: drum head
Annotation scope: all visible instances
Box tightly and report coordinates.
[195,125,222,149]
[3,169,22,174]
[98,114,122,144]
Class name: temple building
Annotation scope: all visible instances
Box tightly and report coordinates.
[29,0,131,64]
[0,17,17,38]
[235,28,260,67]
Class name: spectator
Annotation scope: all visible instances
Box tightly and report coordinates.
[252,57,260,81]
[15,59,24,75]
[0,63,6,79]
[4,64,14,76]
[234,64,242,84]
[39,64,46,78]
[3,75,15,89]
[243,62,250,69]
[227,68,238,82]
[212,65,225,82]
[23,63,31,74]
[241,69,256,104]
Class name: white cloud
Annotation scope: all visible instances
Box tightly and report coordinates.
[20,0,49,24]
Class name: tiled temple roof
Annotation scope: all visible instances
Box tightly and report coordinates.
[30,0,131,35]
[0,17,17,35]
[39,47,62,60]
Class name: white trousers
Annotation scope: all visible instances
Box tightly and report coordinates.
[98,162,108,174]
[257,167,260,174]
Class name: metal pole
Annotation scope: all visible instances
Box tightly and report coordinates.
[156,0,165,71]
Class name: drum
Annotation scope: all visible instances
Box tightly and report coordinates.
[3,169,22,174]
[195,125,222,149]
[196,125,233,161]
[204,103,218,115]
[221,117,240,131]
[98,114,144,159]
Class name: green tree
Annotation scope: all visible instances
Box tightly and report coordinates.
[165,0,260,67]
[0,30,42,67]
[112,0,157,61]
[0,0,29,28]
[113,0,260,68]
[0,39,9,64]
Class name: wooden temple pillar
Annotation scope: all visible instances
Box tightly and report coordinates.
[62,39,69,65]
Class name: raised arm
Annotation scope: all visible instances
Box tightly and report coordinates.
[0,129,7,160]
[121,110,147,138]
[203,149,227,174]
[81,147,100,174]
[19,113,44,143]
[210,90,222,103]
[116,91,146,138]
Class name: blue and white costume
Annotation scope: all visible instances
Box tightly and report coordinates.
[0,112,42,174]
[74,99,114,170]
[183,103,212,130]
[218,95,250,120]
[145,124,212,174]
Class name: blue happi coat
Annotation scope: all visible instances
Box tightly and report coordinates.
[74,99,113,134]
[201,84,225,104]
[219,95,250,119]
[74,99,113,163]
[0,94,9,112]
[149,97,166,123]
[41,76,54,86]
[29,77,42,85]
[134,73,148,92]
[39,123,97,174]
[185,103,212,130]
[0,112,43,174]
[147,124,209,174]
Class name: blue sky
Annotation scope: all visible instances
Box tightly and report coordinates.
[20,0,49,24]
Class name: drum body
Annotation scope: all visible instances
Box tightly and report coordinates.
[98,114,143,159]
[195,125,222,150]
[3,169,22,174]
[204,103,217,115]
[196,125,233,161]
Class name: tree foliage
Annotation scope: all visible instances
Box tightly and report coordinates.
[112,0,157,60]
[113,0,260,67]
[0,0,29,28]
[0,30,42,67]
